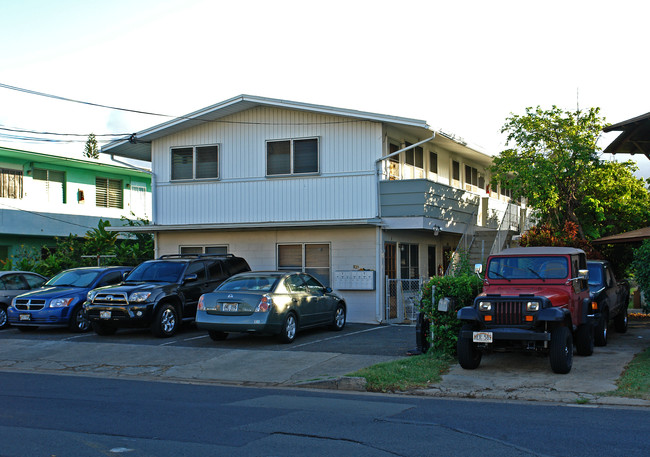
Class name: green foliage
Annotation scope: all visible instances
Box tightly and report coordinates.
[578,160,650,240]
[492,106,606,238]
[0,245,40,271]
[83,133,100,159]
[419,274,483,356]
[609,346,650,400]
[349,349,452,392]
[7,218,154,277]
[632,240,650,313]
[520,221,600,258]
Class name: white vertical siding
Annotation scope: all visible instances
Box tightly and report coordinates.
[151,106,382,225]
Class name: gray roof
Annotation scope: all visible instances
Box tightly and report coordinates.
[102,94,431,162]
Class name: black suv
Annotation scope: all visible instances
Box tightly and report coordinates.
[84,254,250,337]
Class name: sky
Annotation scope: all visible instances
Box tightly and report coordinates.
[1,0,649,175]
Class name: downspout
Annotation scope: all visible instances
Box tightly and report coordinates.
[109,153,157,256]
[373,132,435,322]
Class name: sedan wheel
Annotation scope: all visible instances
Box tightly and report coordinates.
[279,313,297,343]
[0,305,8,330]
[330,304,346,331]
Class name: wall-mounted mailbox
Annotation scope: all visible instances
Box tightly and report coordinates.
[334,270,375,290]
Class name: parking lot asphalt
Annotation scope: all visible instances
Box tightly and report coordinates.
[0,323,413,387]
[0,318,648,406]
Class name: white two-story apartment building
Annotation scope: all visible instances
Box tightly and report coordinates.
[103,95,520,324]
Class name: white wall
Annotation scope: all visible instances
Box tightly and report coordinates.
[157,226,381,324]
[150,106,383,226]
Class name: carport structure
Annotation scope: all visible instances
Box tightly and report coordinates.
[603,111,650,159]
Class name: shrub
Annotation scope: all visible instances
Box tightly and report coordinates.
[419,274,483,355]
[632,240,650,313]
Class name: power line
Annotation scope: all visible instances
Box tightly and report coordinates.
[0,125,131,137]
[0,82,369,126]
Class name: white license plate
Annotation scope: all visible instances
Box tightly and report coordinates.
[19,314,31,321]
[100,311,111,319]
[473,331,493,343]
[222,303,238,312]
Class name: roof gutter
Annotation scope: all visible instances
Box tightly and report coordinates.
[374,133,436,218]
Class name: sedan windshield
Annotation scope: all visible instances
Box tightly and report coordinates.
[488,256,569,280]
[46,270,101,288]
[125,261,185,283]
[217,275,279,292]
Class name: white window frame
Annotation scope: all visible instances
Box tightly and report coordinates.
[276,242,331,286]
[33,168,66,204]
[266,137,320,177]
[171,144,219,181]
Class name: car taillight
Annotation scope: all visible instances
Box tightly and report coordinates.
[255,295,272,313]
[197,295,205,311]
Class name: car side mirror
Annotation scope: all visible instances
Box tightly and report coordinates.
[475,264,483,274]
[324,287,333,293]
[578,269,589,280]
[183,273,198,283]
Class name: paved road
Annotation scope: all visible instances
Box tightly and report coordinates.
[3,371,649,457]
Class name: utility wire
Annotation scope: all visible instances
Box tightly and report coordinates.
[0,81,368,126]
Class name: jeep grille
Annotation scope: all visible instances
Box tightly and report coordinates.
[493,301,524,325]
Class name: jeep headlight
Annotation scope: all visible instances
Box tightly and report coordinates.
[129,292,152,303]
[526,301,540,312]
[478,301,492,311]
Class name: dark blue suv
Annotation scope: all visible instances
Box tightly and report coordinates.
[8,266,131,332]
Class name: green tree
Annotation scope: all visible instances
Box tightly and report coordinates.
[578,160,650,240]
[492,106,606,238]
[83,133,100,159]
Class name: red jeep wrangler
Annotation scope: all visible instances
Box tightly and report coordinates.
[456,247,595,374]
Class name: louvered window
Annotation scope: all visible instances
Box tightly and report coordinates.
[0,167,23,199]
[171,145,218,180]
[95,177,123,208]
[33,168,66,203]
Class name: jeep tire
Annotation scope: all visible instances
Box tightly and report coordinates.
[457,324,482,369]
[549,326,573,374]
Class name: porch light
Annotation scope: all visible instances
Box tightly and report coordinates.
[432,225,441,236]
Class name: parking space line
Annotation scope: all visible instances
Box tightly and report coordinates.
[62,334,93,341]
[183,335,209,342]
[283,325,390,351]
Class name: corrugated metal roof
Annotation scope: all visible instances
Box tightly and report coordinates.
[102,95,432,161]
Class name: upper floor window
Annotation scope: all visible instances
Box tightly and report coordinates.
[0,167,23,199]
[171,145,219,181]
[96,177,123,209]
[404,143,424,179]
[33,168,66,203]
[267,138,319,176]
[429,151,438,174]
